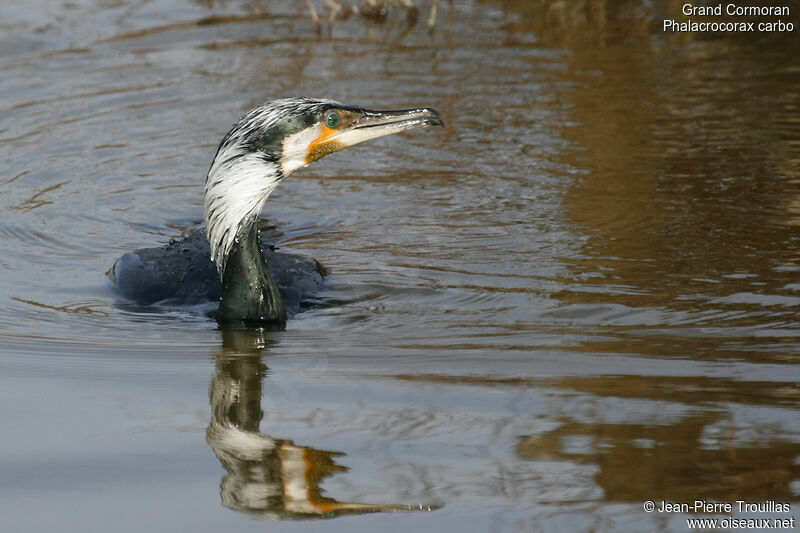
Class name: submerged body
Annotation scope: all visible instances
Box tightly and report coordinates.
[109,97,443,326]
[109,228,325,316]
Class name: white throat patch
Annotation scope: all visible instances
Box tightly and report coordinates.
[280,124,323,176]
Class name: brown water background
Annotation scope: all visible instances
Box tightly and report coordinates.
[1,1,799,531]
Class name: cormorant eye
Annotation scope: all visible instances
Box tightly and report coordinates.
[325,111,341,129]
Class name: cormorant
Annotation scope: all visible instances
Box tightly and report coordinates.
[109,97,443,326]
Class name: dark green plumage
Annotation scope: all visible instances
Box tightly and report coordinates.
[109,225,325,318]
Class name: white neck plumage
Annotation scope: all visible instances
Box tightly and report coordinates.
[204,151,282,275]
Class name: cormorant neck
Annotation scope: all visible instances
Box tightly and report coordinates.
[216,218,286,326]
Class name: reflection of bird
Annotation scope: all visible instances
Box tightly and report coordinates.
[109,98,443,325]
[207,329,431,519]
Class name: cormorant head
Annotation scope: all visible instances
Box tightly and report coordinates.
[205,97,443,273]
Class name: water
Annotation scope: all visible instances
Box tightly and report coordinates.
[1,1,799,531]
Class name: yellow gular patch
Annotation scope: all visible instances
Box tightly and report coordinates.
[306,125,345,164]
[305,109,361,164]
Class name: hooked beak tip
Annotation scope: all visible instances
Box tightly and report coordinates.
[425,108,445,128]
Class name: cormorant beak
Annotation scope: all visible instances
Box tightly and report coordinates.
[306,107,444,164]
[351,107,444,138]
